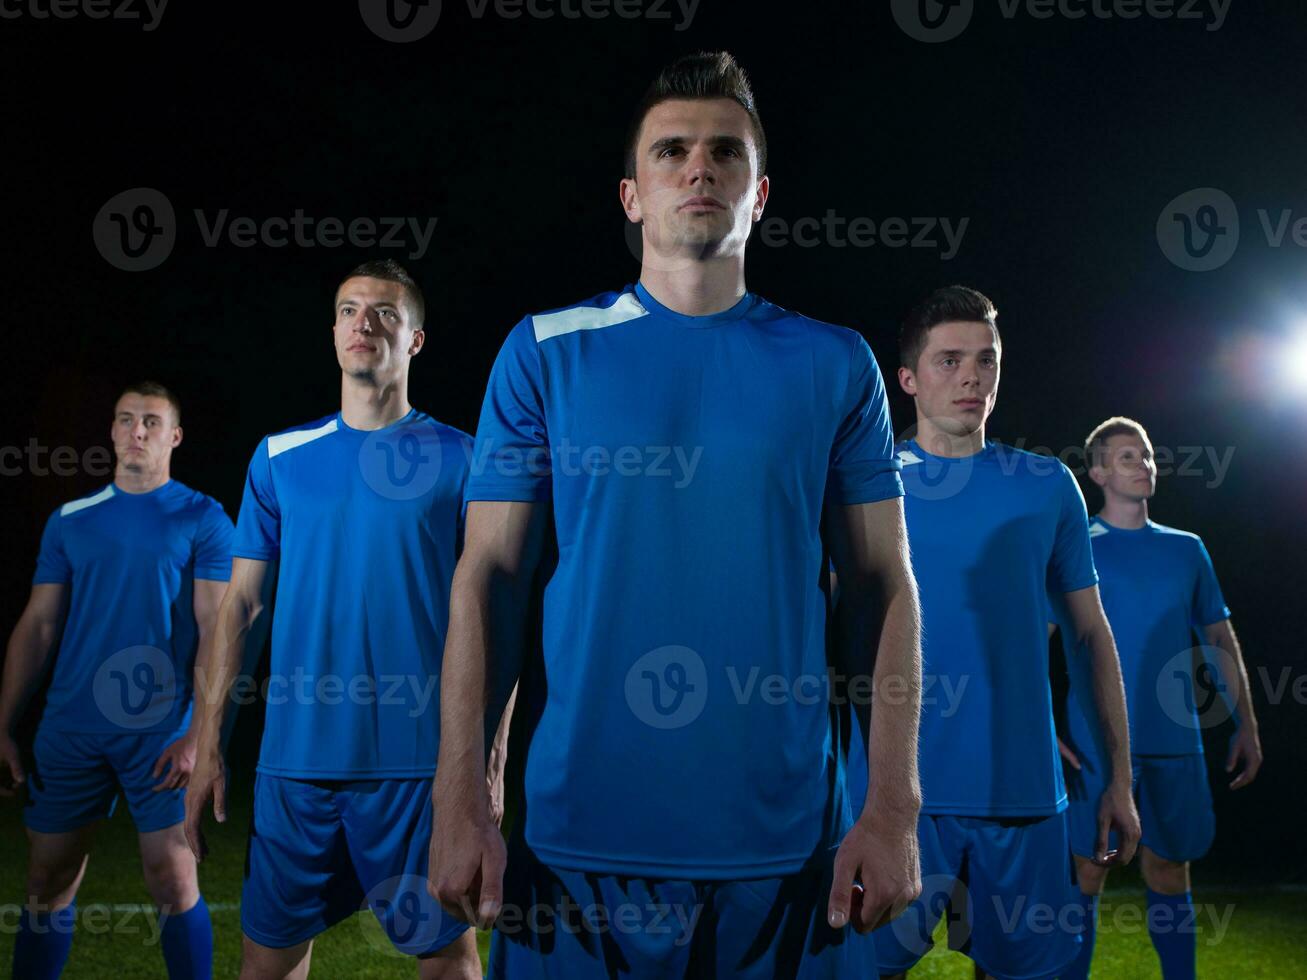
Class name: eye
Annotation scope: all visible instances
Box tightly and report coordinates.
[658,146,683,159]
[979,355,996,367]
[717,146,740,158]
[941,357,957,368]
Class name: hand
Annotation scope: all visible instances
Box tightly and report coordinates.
[829,806,922,934]
[1226,726,1263,790]
[1057,736,1081,771]
[1094,778,1140,866]
[182,735,227,862]
[0,732,25,800]
[151,731,197,792]
[428,786,507,930]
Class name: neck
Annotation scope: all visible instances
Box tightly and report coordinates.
[913,414,986,458]
[638,253,746,317]
[1099,494,1149,529]
[114,465,169,494]
[340,373,411,430]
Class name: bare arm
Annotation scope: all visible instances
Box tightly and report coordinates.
[150,577,229,791]
[431,500,548,926]
[183,558,269,857]
[1203,618,1263,789]
[0,584,67,736]
[1063,585,1140,863]
[824,496,923,932]
[0,584,68,794]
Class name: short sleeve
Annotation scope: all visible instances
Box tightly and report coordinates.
[32,509,72,585]
[826,332,903,505]
[194,498,236,581]
[464,318,553,502]
[1191,536,1231,627]
[232,438,281,560]
[1049,464,1099,594]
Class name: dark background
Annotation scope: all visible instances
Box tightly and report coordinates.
[3,1,1304,884]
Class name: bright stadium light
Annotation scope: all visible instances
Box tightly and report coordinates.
[1283,328,1307,397]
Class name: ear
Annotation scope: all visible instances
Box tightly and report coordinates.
[752,175,769,222]
[1087,462,1108,488]
[897,365,917,397]
[409,327,426,357]
[619,177,642,224]
[171,425,183,449]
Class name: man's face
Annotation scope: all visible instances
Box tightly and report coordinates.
[899,320,1001,439]
[1091,432,1156,501]
[111,393,181,474]
[619,98,768,267]
[333,276,424,384]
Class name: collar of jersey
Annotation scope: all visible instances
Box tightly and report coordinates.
[903,437,997,464]
[110,478,175,498]
[633,281,755,328]
[335,407,418,434]
[1092,515,1157,534]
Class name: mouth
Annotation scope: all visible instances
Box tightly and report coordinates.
[954,399,984,410]
[678,196,725,213]
[347,344,376,353]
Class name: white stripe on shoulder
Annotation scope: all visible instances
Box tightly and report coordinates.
[61,485,115,517]
[1088,522,1110,538]
[268,418,338,459]
[532,293,648,344]
[896,449,924,466]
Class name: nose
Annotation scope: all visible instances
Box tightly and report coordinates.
[355,308,376,334]
[685,144,717,187]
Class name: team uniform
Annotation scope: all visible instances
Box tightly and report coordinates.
[468,282,903,978]
[846,440,1097,980]
[1056,517,1229,864]
[232,409,472,954]
[26,480,233,834]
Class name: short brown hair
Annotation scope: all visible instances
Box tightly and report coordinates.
[1085,416,1152,469]
[899,285,1000,371]
[337,259,425,328]
[119,381,181,425]
[624,51,767,179]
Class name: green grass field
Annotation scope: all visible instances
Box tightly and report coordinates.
[1,778,1302,978]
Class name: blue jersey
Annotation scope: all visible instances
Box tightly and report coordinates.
[849,440,1098,819]
[467,282,903,878]
[232,409,472,778]
[1062,517,1229,757]
[32,480,234,734]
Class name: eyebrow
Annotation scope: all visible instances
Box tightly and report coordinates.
[934,347,998,357]
[648,134,749,156]
[336,298,399,310]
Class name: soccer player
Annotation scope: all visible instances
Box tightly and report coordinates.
[1052,416,1263,980]
[430,51,923,978]
[1,382,231,980]
[844,286,1143,980]
[182,260,488,979]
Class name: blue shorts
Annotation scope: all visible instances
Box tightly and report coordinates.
[1065,750,1214,863]
[241,774,467,955]
[872,812,1082,980]
[489,835,876,978]
[23,725,186,834]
